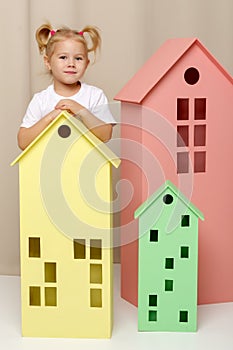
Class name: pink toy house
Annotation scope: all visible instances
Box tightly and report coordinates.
[115,38,233,306]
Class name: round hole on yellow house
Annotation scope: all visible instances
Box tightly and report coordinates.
[58,125,71,138]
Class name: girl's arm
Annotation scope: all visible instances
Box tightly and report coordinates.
[77,108,113,142]
[18,109,61,150]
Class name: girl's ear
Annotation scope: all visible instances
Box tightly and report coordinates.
[86,59,90,69]
[44,55,51,70]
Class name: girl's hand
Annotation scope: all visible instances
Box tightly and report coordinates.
[55,99,85,115]
[55,99,112,142]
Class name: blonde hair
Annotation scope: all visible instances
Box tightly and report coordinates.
[35,23,101,60]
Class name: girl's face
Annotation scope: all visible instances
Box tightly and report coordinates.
[44,38,89,90]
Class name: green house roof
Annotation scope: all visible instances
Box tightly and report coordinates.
[134,180,204,220]
[11,111,120,169]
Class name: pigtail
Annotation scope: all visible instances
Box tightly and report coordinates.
[36,23,53,54]
[81,25,101,56]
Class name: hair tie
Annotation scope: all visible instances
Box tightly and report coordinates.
[77,31,84,36]
[50,30,56,36]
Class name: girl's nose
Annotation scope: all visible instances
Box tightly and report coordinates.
[67,58,75,67]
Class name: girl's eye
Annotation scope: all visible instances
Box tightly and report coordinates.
[76,57,83,61]
[59,56,67,59]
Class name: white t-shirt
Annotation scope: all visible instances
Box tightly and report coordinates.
[21,83,116,128]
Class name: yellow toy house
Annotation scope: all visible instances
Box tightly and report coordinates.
[12,111,120,338]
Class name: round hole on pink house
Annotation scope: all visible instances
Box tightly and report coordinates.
[184,67,200,85]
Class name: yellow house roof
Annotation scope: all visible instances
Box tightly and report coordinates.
[11,111,120,168]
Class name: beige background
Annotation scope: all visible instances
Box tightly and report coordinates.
[1,0,232,275]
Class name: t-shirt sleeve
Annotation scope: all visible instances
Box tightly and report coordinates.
[20,94,43,128]
[90,90,116,125]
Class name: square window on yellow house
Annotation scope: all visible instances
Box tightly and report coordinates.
[90,264,102,284]
[45,287,57,307]
[90,289,102,308]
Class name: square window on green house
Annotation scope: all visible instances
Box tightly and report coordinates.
[181,246,189,258]
[149,310,157,322]
[179,310,189,322]
[181,215,190,227]
[165,257,174,269]
[165,280,173,291]
[150,230,158,242]
[149,294,157,307]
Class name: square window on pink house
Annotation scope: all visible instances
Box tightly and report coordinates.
[177,126,189,147]
[177,99,189,120]
[195,99,206,120]
[194,125,206,146]
[194,151,206,172]
[177,152,189,173]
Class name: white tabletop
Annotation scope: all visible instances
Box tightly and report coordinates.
[0,265,232,350]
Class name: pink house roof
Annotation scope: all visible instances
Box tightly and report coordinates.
[114,38,233,104]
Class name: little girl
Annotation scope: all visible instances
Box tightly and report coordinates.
[18,23,115,150]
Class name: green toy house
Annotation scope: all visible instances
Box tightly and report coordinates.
[134,181,204,332]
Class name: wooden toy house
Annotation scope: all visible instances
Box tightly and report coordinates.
[115,38,233,306]
[135,180,204,332]
[12,111,120,338]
